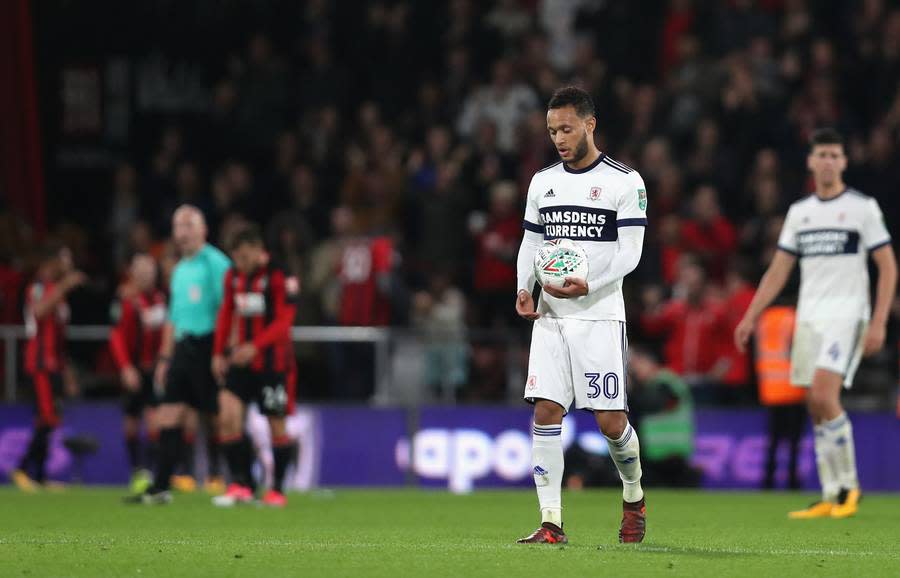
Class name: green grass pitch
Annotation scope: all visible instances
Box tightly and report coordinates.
[1,488,899,577]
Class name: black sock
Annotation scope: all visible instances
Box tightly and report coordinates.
[272,441,294,494]
[178,434,195,476]
[207,435,221,479]
[146,435,159,472]
[19,426,52,481]
[151,427,183,493]
[126,435,140,471]
[241,435,257,492]
[222,436,249,487]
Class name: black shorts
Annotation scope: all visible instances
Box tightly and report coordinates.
[123,370,158,417]
[162,335,218,413]
[225,367,289,417]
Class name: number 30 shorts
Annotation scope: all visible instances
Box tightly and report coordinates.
[524,317,628,413]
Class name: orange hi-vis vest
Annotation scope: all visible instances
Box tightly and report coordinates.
[756,306,806,406]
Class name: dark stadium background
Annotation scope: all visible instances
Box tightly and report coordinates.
[2,0,900,492]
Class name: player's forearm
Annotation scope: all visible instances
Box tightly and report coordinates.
[32,286,70,319]
[586,227,644,295]
[743,250,796,323]
[158,322,175,359]
[252,306,296,350]
[213,308,232,355]
[744,267,790,322]
[109,328,132,370]
[872,254,897,327]
[516,230,542,293]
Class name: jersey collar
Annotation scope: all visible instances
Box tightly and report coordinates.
[813,187,849,203]
[563,152,606,174]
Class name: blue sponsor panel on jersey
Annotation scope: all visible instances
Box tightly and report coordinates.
[540,205,618,242]
[796,229,860,257]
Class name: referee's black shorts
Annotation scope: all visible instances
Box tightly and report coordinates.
[162,335,218,413]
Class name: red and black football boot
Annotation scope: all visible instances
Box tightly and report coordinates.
[517,522,568,544]
[619,498,646,543]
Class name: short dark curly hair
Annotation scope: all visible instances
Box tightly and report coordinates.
[810,127,844,149]
[547,86,595,119]
[229,224,264,252]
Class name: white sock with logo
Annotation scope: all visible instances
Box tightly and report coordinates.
[814,424,839,502]
[823,413,858,492]
[605,422,644,503]
[532,423,564,527]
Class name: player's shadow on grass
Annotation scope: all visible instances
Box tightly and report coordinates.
[611,544,754,559]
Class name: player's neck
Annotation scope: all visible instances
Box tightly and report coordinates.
[565,147,602,171]
[183,243,204,258]
[814,180,846,200]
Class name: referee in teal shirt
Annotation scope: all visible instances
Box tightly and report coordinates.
[130,205,231,503]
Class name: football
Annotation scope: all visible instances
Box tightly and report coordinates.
[533,238,589,289]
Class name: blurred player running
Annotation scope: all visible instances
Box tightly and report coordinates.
[125,205,231,504]
[735,128,897,519]
[211,226,299,508]
[13,243,85,491]
[109,253,167,494]
[515,87,648,544]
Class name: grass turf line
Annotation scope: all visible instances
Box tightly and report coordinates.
[0,488,898,577]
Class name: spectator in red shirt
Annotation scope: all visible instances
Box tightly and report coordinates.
[333,212,396,399]
[640,256,730,390]
[471,181,521,327]
[658,214,684,286]
[681,185,737,281]
[338,234,394,327]
[717,261,757,398]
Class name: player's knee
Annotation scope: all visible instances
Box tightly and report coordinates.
[533,400,564,425]
[267,417,287,438]
[123,418,139,437]
[596,412,627,439]
[155,403,184,428]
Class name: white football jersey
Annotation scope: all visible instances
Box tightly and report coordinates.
[777,188,891,322]
[523,154,647,321]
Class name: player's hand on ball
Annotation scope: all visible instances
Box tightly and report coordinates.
[211,354,229,385]
[863,323,886,357]
[230,343,258,366]
[542,277,588,299]
[516,290,540,320]
[121,365,141,392]
[733,316,755,353]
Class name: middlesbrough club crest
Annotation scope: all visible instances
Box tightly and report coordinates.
[589,187,602,201]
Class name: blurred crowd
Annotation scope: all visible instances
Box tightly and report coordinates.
[3,0,900,404]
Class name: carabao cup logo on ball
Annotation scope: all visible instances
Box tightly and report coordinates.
[534,238,589,288]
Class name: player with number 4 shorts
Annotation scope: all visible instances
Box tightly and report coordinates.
[212,226,300,508]
[515,87,648,545]
[735,128,897,520]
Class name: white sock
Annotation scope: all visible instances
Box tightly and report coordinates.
[814,424,839,502]
[823,413,858,491]
[532,423,563,527]
[605,422,644,503]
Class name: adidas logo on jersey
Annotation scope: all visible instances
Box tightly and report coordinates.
[544,189,555,198]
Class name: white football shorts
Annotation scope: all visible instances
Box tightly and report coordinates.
[790,318,867,388]
[524,317,628,413]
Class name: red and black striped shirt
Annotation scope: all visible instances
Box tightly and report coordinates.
[109,290,167,372]
[24,281,69,375]
[213,266,298,373]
